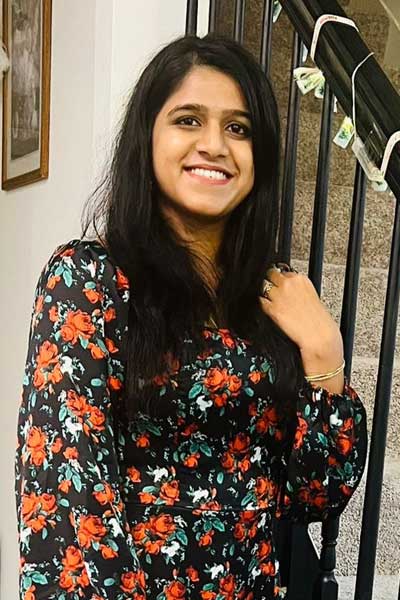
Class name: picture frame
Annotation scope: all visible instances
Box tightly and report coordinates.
[2,0,52,190]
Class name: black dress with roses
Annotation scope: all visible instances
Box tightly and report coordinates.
[15,239,367,600]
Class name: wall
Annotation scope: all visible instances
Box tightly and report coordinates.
[0,0,192,597]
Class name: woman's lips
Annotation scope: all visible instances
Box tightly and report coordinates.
[184,168,233,186]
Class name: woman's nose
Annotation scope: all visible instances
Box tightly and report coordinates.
[195,123,229,156]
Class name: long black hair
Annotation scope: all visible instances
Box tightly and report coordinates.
[82,33,305,422]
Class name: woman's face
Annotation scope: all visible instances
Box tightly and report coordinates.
[152,66,254,226]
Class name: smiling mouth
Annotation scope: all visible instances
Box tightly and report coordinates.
[184,167,233,184]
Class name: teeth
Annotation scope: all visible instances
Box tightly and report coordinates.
[189,168,228,180]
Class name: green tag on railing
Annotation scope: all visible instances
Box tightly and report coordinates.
[333,116,355,149]
[273,1,282,23]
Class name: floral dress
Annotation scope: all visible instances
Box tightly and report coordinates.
[15,239,368,600]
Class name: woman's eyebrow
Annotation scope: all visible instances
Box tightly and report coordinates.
[167,103,251,120]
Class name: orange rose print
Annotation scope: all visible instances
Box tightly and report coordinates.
[204,367,229,393]
[26,426,47,467]
[60,309,96,344]
[77,515,107,549]
[127,466,141,482]
[159,480,180,505]
[164,579,186,599]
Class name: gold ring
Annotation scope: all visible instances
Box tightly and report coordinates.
[262,279,274,298]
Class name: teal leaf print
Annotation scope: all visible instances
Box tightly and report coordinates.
[241,491,255,506]
[32,573,48,585]
[72,474,82,493]
[344,462,353,476]
[212,518,225,532]
[62,269,73,287]
[58,404,67,421]
[145,422,162,436]
[22,576,32,590]
[104,578,116,586]
[188,383,204,399]
[91,378,103,387]
[176,530,188,545]
[200,443,212,457]
[80,336,89,349]
[317,433,328,447]
[244,387,254,396]
[217,472,224,484]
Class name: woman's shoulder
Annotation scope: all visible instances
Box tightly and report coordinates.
[40,237,130,298]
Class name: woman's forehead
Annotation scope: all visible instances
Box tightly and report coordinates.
[161,66,249,114]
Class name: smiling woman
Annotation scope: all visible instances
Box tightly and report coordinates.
[152,65,255,287]
[15,34,367,600]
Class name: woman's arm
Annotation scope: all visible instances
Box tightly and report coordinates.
[276,375,368,523]
[15,242,145,599]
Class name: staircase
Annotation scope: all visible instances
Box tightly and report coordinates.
[216,0,400,596]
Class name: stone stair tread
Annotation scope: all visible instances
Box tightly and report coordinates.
[309,457,400,576]
[336,575,399,600]
[291,179,396,269]
[287,260,400,459]
[289,259,400,361]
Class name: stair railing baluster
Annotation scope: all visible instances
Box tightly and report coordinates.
[185,0,198,35]
[260,0,274,75]
[208,0,217,33]
[233,0,246,44]
[312,518,340,600]
[340,162,367,377]
[313,162,367,600]
[278,31,303,263]
[354,193,400,600]
[308,84,334,294]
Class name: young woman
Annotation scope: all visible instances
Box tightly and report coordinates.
[15,34,367,600]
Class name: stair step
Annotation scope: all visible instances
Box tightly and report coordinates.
[290,260,400,362]
[289,109,357,188]
[336,575,399,600]
[350,357,400,461]
[309,457,400,576]
[291,181,396,269]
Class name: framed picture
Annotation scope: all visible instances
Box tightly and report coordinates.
[2,0,52,190]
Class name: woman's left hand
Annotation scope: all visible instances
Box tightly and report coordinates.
[259,265,343,358]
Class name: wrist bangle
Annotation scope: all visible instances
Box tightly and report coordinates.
[304,359,345,382]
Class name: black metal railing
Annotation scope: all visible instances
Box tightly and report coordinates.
[186,1,400,599]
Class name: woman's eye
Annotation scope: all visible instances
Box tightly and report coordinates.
[228,123,250,136]
[177,117,199,126]
[175,117,251,137]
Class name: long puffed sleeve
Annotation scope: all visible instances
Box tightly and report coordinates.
[276,375,368,523]
[15,240,146,599]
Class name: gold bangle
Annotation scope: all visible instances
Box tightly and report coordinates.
[304,359,345,382]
